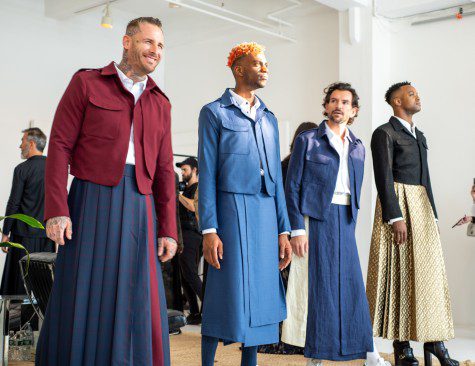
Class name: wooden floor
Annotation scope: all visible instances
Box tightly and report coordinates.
[8,332,475,365]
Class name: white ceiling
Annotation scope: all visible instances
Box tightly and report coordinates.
[46,0,328,45]
[44,0,474,46]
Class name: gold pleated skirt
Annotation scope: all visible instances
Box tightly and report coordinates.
[366,183,454,342]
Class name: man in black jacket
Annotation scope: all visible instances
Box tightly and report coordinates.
[176,157,203,325]
[1,128,55,295]
[366,82,458,366]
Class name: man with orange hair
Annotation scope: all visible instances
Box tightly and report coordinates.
[198,42,292,365]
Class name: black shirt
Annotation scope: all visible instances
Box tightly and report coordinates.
[179,182,198,231]
[3,156,48,238]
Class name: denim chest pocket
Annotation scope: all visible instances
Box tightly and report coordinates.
[220,119,250,155]
[303,153,331,183]
[83,96,126,140]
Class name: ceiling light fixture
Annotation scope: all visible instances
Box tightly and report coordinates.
[101,2,113,28]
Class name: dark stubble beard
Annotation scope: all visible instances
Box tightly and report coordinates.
[328,114,347,125]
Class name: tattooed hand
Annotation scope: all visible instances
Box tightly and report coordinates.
[46,216,73,246]
[158,237,178,262]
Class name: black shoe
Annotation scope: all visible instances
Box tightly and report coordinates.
[186,313,202,325]
[393,341,418,366]
[424,342,459,366]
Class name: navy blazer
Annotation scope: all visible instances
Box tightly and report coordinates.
[198,89,290,234]
[285,122,365,231]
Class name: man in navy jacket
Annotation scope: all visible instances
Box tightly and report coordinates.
[198,42,291,366]
[283,83,382,366]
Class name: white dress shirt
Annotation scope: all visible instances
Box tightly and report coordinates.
[394,116,417,139]
[326,122,352,196]
[229,89,261,121]
[114,64,147,165]
[291,122,352,238]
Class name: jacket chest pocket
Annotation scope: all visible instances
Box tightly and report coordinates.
[303,153,331,184]
[394,138,417,155]
[220,119,250,155]
[83,96,127,140]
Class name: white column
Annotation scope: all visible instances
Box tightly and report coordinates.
[338,6,391,279]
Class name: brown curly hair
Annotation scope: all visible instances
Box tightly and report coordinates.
[322,82,360,125]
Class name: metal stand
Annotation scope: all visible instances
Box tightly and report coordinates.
[0,295,30,366]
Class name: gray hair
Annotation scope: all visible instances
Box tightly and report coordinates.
[22,128,47,152]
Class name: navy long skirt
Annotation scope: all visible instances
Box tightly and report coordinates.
[36,165,170,366]
[305,204,373,361]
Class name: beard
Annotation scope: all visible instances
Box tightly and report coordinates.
[21,145,29,159]
[328,112,347,125]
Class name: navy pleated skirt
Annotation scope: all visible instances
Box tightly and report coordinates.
[36,165,170,366]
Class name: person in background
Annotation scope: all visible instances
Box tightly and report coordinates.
[1,128,55,295]
[258,121,317,356]
[176,157,203,325]
[367,81,458,366]
[160,172,185,318]
[453,183,475,236]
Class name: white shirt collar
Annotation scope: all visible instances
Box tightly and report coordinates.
[325,121,352,143]
[229,89,261,110]
[394,116,416,136]
[114,63,147,90]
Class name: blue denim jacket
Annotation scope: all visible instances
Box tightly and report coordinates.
[198,89,290,234]
[285,122,365,230]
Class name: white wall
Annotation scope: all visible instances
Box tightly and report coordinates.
[389,15,475,330]
[166,8,340,158]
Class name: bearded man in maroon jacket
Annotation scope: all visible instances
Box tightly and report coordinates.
[36,17,177,366]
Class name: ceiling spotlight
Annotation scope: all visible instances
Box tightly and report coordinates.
[101,2,113,28]
[168,2,181,8]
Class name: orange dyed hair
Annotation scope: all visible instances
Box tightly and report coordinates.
[227,42,266,68]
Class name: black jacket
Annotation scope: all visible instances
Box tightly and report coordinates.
[3,156,48,238]
[371,117,437,222]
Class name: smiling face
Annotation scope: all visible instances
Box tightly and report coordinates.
[122,22,164,75]
[324,90,357,125]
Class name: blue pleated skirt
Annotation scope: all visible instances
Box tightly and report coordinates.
[305,204,373,360]
[201,190,286,347]
[36,165,170,366]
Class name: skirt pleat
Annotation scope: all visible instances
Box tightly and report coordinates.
[366,183,454,342]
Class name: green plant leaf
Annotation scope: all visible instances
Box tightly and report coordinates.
[0,216,5,221]
[0,241,30,276]
[6,214,44,229]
